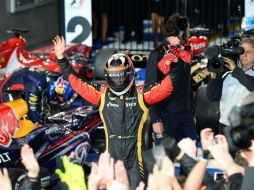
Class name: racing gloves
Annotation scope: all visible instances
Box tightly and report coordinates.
[158,45,192,75]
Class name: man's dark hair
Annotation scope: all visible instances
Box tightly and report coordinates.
[234,150,249,167]
[164,13,189,43]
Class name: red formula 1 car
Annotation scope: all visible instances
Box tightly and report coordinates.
[0,28,93,80]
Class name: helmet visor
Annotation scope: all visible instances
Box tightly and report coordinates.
[107,70,130,92]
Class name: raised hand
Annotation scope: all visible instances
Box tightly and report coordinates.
[0,168,12,190]
[147,156,174,190]
[200,128,214,150]
[107,181,130,190]
[88,152,131,190]
[214,134,229,152]
[178,138,197,158]
[88,163,102,190]
[114,160,129,189]
[21,144,40,178]
[98,151,115,187]
[52,35,65,59]
[55,156,87,190]
[136,181,145,190]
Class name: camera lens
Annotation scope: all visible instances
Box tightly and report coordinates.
[231,127,252,149]
[207,57,224,73]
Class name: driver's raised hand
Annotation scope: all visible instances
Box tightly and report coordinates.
[52,35,65,59]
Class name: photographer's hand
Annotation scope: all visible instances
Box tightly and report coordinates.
[222,57,236,71]
[210,72,217,79]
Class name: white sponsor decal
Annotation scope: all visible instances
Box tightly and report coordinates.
[0,152,11,163]
[191,42,207,51]
[126,102,137,107]
[106,102,119,108]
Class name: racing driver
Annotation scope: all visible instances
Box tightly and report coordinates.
[53,35,182,189]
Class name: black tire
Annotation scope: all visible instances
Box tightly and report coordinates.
[143,116,153,149]
[194,85,220,134]
[90,121,106,153]
[94,48,116,80]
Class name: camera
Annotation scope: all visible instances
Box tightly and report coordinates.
[204,35,244,73]
[142,137,181,173]
[223,93,254,153]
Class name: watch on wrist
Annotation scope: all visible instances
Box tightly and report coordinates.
[203,150,213,160]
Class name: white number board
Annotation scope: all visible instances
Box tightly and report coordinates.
[64,0,92,46]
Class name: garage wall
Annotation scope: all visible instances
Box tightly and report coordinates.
[0,0,60,49]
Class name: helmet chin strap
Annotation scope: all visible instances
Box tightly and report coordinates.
[109,77,135,96]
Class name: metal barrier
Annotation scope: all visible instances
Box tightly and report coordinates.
[92,0,244,52]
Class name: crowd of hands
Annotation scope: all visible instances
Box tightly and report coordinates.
[1,128,254,190]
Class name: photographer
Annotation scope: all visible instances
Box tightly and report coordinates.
[207,38,254,133]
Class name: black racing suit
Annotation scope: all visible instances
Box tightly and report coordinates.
[0,67,59,123]
[57,57,176,189]
[145,42,197,142]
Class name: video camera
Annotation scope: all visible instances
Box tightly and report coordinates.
[223,92,254,153]
[204,35,244,73]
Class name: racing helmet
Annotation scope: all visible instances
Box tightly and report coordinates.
[104,53,135,96]
[48,75,75,103]
[241,15,254,34]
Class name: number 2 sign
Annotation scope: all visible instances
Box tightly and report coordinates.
[64,0,92,47]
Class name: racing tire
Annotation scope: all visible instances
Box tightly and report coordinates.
[194,84,220,134]
[90,121,106,153]
[143,116,153,149]
[94,48,116,80]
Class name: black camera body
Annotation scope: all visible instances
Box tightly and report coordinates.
[224,102,254,153]
[142,137,181,173]
[204,35,244,73]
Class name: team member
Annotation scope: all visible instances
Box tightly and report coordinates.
[53,35,177,189]
[145,13,197,142]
